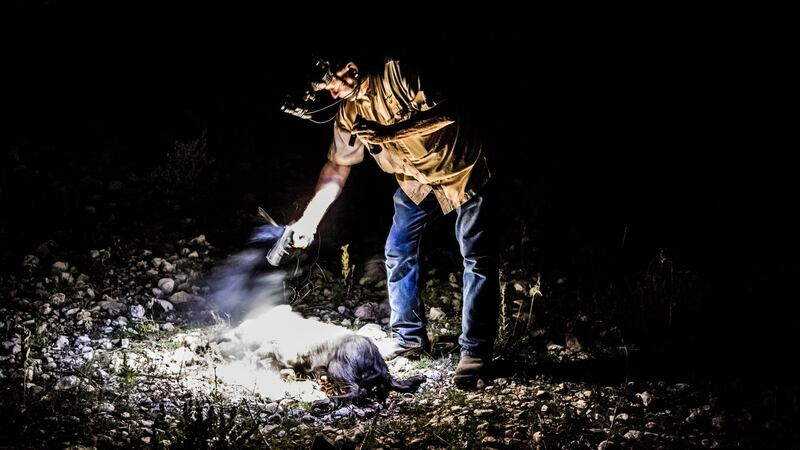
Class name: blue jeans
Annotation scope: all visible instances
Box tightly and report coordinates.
[385,186,499,357]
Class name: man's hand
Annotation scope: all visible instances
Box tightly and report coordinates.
[288,219,316,249]
[352,116,390,144]
[289,162,350,251]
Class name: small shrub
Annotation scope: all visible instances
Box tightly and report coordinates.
[149,131,214,196]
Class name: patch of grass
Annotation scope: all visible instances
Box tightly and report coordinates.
[31,328,56,351]
[133,319,160,337]
[119,352,137,388]
[498,278,508,344]
[170,399,263,449]
[607,249,702,349]
[408,355,434,373]
[282,400,312,411]
[107,326,129,340]
[340,243,351,284]
[446,388,468,407]
[210,389,229,404]
[148,131,215,197]
[422,283,441,307]
[161,340,185,351]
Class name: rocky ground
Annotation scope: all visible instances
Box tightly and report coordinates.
[1,224,796,449]
[1,142,797,449]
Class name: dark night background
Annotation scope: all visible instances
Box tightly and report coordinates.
[1,2,797,396]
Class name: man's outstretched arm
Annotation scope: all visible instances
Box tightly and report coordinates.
[290,161,351,248]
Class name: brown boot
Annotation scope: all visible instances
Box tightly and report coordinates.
[454,353,490,389]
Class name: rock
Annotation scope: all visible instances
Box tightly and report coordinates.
[354,302,379,321]
[98,295,125,315]
[51,261,69,273]
[158,278,175,294]
[333,407,352,418]
[546,342,564,351]
[481,436,499,446]
[264,402,280,415]
[598,440,616,450]
[157,300,175,312]
[356,323,386,339]
[55,375,80,390]
[623,430,642,440]
[55,335,70,350]
[189,235,208,246]
[429,307,446,321]
[572,399,588,409]
[161,322,174,331]
[129,304,145,320]
[76,310,92,323]
[636,391,653,407]
[23,254,40,268]
[169,292,193,304]
[50,293,66,305]
[162,262,176,273]
[565,333,583,352]
[3,340,21,354]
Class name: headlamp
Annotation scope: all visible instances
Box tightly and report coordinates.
[280,58,340,121]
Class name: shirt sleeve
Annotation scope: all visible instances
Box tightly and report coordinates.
[327,122,365,166]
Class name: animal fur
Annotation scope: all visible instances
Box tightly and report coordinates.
[210,226,424,406]
[216,304,425,406]
[316,334,425,405]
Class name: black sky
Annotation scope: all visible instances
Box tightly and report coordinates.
[2,4,794,259]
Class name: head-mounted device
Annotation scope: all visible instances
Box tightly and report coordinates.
[280,58,337,120]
